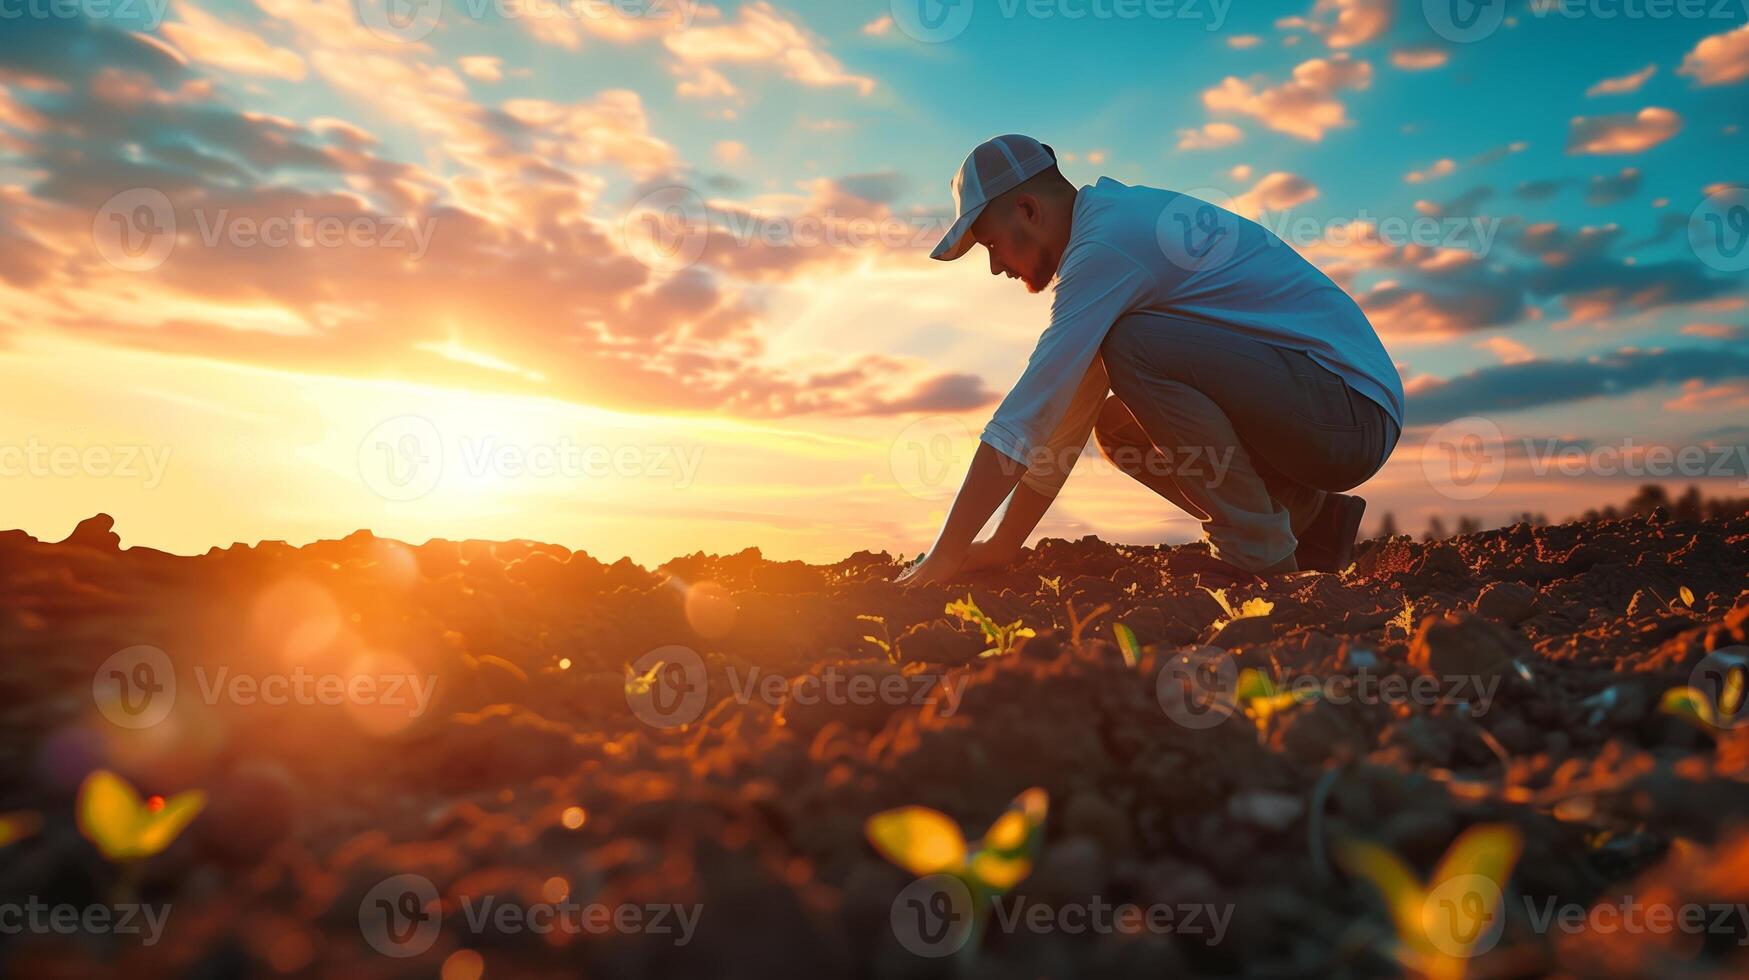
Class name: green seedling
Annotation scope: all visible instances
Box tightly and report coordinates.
[1661,682,1743,734]
[1205,587,1274,631]
[624,660,667,699]
[1112,622,1142,668]
[1337,823,1523,980]
[857,613,897,663]
[945,594,1036,658]
[77,769,205,863]
[1390,598,1418,636]
[1235,666,1320,731]
[866,788,1049,959]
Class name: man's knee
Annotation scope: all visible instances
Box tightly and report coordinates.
[1098,314,1149,379]
[1094,395,1146,465]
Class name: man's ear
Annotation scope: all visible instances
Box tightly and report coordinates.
[1013,192,1041,226]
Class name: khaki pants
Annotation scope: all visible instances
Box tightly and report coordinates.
[1094,311,1399,572]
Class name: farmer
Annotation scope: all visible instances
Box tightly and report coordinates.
[897,134,1403,588]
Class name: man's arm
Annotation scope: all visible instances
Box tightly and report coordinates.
[895,441,1027,584]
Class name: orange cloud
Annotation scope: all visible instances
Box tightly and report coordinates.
[1664,379,1749,413]
[1202,54,1372,141]
[1176,122,1243,150]
[1678,24,1749,88]
[1566,107,1682,155]
[1391,47,1448,71]
[1586,64,1655,96]
[161,1,306,81]
[665,2,875,97]
[1473,336,1536,365]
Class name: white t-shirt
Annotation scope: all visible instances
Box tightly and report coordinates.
[981,177,1405,496]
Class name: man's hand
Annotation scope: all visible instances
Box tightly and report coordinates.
[959,538,1022,574]
[894,541,966,586]
[896,442,1027,588]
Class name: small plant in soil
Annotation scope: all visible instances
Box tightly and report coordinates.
[866,788,1049,960]
[857,613,897,663]
[1337,823,1523,980]
[945,594,1036,658]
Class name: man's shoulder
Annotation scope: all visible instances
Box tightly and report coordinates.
[1066,178,1173,271]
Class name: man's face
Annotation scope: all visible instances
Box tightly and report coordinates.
[972,196,1057,294]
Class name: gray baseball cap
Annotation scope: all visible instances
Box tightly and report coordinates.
[931,134,1057,261]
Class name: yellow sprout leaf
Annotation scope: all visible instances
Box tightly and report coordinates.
[969,851,1033,890]
[1237,597,1275,618]
[0,811,43,848]
[624,661,665,696]
[1679,585,1695,608]
[77,770,206,862]
[980,787,1049,853]
[983,808,1027,852]
[1431,823,1523,898]
[1660,686,1719,728]
[1336,839,1430,958]
[866,806,967,876]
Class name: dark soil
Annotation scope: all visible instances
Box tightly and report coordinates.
[1,511,1747,977]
